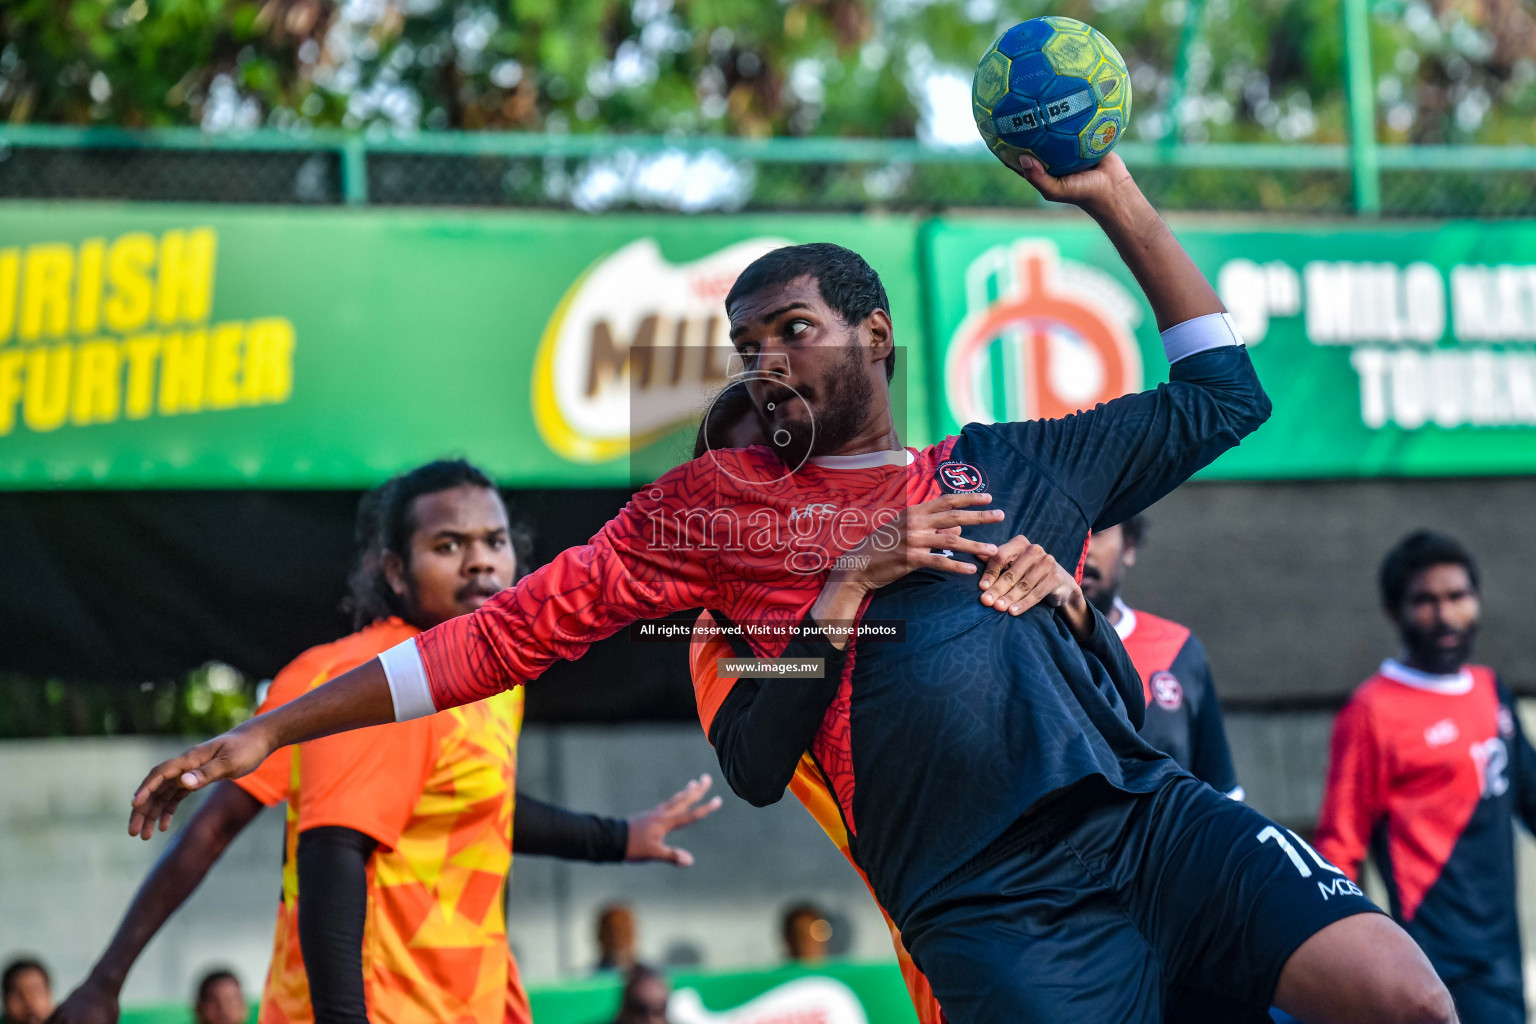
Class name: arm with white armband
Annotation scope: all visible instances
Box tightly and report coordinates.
[990,152,1271,529]
[129,477,719,837]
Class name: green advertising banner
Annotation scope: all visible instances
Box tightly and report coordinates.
[120,961,919,1024]
[0,205,926,488]
[924,218,1536,479]
[7,205,1536,487]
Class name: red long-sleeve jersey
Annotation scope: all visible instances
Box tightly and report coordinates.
[1315,659,1536,992]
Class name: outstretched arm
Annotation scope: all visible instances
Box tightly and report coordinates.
[1313,698,1383,881]
[129,661,393,840]
[52,783,264,1024]
[130,470,715,839]
[513,775,721,866]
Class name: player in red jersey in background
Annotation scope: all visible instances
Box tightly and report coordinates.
[1080,514,1243,799]
[1316,531,1536,1024]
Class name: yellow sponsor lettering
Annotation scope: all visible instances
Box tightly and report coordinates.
[121,334,160,420]
[159,329,207,415]
[20,243,73,341]
[71,338,122,425]
[0,350,22,434]
[23,344,71,431]
[243,317,294,403]
[104,232,156,333]
[156,228,217,326]
[205,321,244,409]
[0,223,292,439]
[75,238,105,335]
[0,249,18,344]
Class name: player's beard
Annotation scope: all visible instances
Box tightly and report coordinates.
[763,343,874,469]
[1401,620,1478,675]
[1079,564,1118,616]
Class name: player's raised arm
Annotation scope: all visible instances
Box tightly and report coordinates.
[998,152,1272,529]
[1015,152,1221,331]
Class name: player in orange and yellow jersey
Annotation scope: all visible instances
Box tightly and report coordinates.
[53,460,718,1024]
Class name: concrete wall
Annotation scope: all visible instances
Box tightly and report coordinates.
[1126,477,1536,702]
[5,718,1535,1008]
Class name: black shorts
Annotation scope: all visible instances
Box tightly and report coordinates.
[900,773,1383,1024]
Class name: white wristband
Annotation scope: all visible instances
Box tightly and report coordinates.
[379,638,436,722]
[1161,311,1243,364]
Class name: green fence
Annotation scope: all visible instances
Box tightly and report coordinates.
[2,123,1535,217]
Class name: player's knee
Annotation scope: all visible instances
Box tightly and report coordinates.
[1382,971,1455,1024]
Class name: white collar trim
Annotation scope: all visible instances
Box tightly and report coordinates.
[1380,658,1474,695]
[807,448,915,469]
[1112,597,1137,641]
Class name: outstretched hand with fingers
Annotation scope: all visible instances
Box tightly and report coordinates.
[128,724,272,840]
[832,492,1006,592]
[624,774,725,867]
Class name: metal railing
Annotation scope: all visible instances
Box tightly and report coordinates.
[2,122,1534,216]
[1,0,1533,217]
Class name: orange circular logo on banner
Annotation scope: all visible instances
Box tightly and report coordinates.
[945,241,1142,425]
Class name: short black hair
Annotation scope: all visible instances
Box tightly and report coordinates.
[725,243,895,382]
[1379,530,1480,612]
[1118,514,1147,549]
[343,459,532,629]
[2,959,48,998]
[195,969,240,1006]
[780,902,827,945]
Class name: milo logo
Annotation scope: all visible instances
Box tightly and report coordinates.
[945,240,1143,425]
[532,237,790,463]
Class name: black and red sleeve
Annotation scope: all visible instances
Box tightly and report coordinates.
[707,612,848,807]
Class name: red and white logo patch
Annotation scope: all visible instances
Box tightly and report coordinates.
[1424,718,1459,748]
[936,460,988,494]
[1150,671,1183,711]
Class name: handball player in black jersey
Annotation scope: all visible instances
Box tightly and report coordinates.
[134,154,1454,1024]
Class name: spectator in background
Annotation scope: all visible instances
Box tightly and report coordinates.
[1316,531,1536,1024]
[1079,515,1243,799]
[781,904,831,964]
[610,966,670,1024]
[596,904,638,974]
[2,960,52,1024]
[192,970,246,1024]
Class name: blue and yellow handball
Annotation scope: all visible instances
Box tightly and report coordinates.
[972,16,1132,176]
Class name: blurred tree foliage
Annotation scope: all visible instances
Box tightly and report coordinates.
[0,662,257,739]
[1,0,1533,145]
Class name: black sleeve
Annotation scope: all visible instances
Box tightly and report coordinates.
[1181,636,1241,797]
[296,826,377,1024]
[512,793,629,862]
[1497,680,1536,835]
[993,345,1270,531]
[1071,603,1144,731]
[707,614,848,807]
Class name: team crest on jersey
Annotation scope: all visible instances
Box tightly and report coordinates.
[1150,671,1183,710]
[1424,718,1459,747]
[936,460,988,494]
